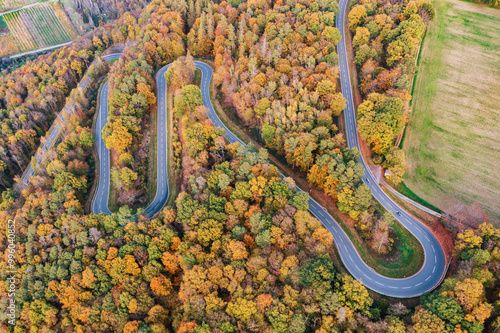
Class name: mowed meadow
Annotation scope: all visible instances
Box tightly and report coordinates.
[404,0,500,223]
[0,1,77,57]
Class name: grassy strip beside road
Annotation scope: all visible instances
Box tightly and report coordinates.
[388,220,424,276]
[107,169,119,212]
[205,62,424,278]
[146,95,158,208]
[194,68,202,86]
[383,187,442,229]
[393,181,443,214]
[165,72,177,207]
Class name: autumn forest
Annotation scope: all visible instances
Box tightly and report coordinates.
[0,0,499,332]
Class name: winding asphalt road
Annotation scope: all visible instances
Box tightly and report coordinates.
[15,53,122,191]
[197,61,447,297]
[92,80,112,215]
[335,0,447,296]
[92,45,447,295]
[92,60,172,217]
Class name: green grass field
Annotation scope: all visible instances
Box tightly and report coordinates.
[404,0,500,224]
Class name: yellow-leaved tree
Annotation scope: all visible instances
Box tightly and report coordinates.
[103,118,133,154]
